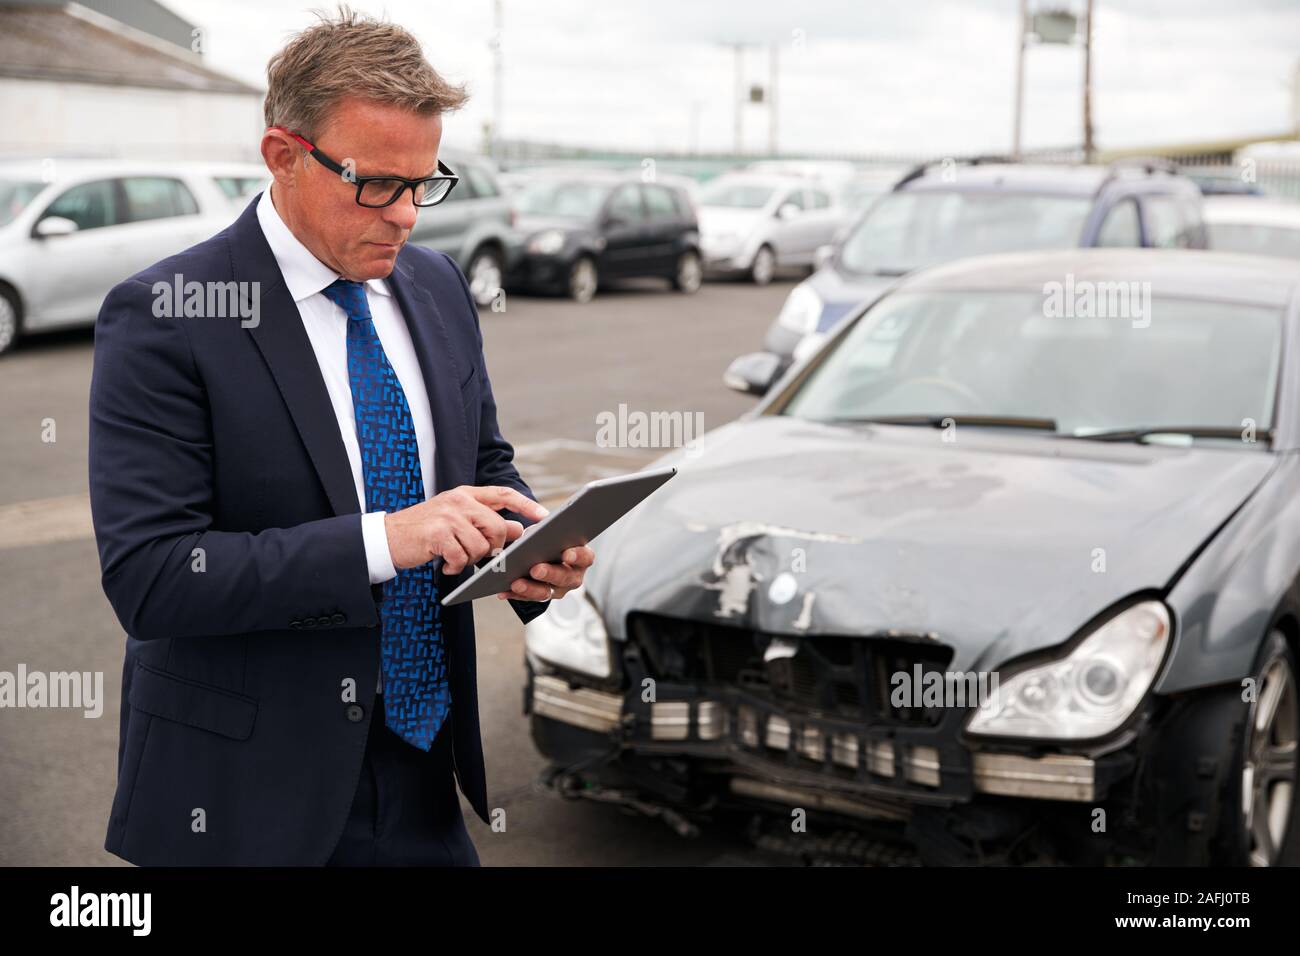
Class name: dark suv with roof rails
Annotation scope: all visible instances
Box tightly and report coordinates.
[750,157,1207,378]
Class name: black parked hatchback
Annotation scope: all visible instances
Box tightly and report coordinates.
[506,173,702,303]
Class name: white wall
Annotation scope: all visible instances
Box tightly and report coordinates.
[0,77,263,162]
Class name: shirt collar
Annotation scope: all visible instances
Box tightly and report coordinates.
[256,186,392,302]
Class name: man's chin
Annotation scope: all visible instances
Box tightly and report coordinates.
[351,244,403,279]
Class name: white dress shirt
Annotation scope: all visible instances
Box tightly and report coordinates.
[256,187,438,694]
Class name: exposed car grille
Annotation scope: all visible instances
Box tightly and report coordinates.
[626,614,955,727]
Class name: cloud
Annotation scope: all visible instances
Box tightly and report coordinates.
[166,0,1299,155]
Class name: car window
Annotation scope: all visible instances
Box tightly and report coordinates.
[41,179,121,231]
[782,290,1282,442]
[809,189,832,210]
[1095,199,1141,247]
[121,177,198,223]
[1142,195,1193,248]
[462,164,498,199]
[607,185,644,221]
[0,179,46,227]
[782,189,807,210]
[514,180,608,218]
[840,191,1092,275]
[213,176,266,200]
[643,185,677,219]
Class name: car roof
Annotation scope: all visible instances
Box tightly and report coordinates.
[0,157,251,181]
[896,248,1299,309]
[704,172,809,190]
[1203,195,1300,228]
[898,162,1180,197]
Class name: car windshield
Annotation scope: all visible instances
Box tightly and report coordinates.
[0,178,47,227]
[1207,222,1300,259]
[781,290,1282,444]
[839,191,1093,275]
[698,180,775,209]
[514,180,608,219]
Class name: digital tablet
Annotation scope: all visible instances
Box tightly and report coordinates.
[439,465,677,606]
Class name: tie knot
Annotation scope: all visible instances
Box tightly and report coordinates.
[321,278,371,321]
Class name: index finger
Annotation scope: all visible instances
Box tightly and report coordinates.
[467,485,549,522]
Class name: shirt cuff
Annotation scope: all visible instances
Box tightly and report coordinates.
[361,511,397,585]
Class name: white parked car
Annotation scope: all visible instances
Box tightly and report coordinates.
[1204,195,1300,260]
[696,173,847,285]
[0,159,268,354]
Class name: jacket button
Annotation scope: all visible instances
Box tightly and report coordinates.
[345,703,365,723]
[332,613,346,625]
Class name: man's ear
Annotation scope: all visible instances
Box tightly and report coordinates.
[261,130,300,189]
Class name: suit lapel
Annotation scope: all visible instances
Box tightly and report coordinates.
[386,250,471,494]
[231,195,361,518]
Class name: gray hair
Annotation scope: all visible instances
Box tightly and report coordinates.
[264,5,468,141]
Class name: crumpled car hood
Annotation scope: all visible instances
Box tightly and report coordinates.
[586,416,1274,672]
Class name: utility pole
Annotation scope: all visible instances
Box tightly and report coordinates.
[1012,0,1027,160]
[768,43,779,156]
[1082,0,1095,162]
[491,0,504,162]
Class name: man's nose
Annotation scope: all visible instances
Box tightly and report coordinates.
[382,187,420,231]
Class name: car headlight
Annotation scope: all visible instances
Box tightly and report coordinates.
[527,230,566,255]
[965,600,1170,740]
[776,282,823,334]
[523,585,611,678]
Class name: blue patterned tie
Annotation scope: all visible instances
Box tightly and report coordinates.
[322,278,450,751]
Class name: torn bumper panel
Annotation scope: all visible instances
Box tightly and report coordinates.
[529,671,1100,803]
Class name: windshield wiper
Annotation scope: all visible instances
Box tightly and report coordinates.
[827,414,1058,430]
[1066,425,1273,444]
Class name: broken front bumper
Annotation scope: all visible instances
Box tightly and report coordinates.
[528,670,1106,804]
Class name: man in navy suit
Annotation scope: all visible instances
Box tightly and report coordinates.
[88,10,594,865]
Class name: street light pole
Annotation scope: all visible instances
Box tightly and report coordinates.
[1083,0,1095,163]
[1012,0,1027,160]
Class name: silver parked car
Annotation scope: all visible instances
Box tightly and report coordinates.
[407,150,520,308]
[697,173,848,285]
[0,159,266,355]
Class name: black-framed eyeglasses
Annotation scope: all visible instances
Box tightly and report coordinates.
[268,126,459,208]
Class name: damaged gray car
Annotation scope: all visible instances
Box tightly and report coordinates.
[523,249,1300,866]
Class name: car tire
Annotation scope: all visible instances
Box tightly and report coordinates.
[568,256,598,304]
[1146,630,1299,866]
[1218,631,1298,865]
[672,249,702,293]
[466,246,504,309]
[749,245,775,286]
[0,285,22,357]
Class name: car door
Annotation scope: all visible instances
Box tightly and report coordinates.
[116,176,209,271]
[791,187,842,261]
[768,186,808,262]
[641,184,685,275]
[26,178,130,325]
[598,184,650,278]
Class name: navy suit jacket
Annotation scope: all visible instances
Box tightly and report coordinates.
[88,194,548,865]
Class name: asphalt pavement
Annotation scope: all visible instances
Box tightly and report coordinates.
[0,272,796,866]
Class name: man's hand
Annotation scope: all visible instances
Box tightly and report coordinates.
[384,485,549,574]
[495,545,595,602]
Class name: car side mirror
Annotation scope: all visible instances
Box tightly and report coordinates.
[723,351,783,396]
[776,203,801,221]
[814,244,835,271]
[34,216,78,238]
[603,215,626,229]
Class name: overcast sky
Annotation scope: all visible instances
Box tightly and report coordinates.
[167,0,1300,157]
